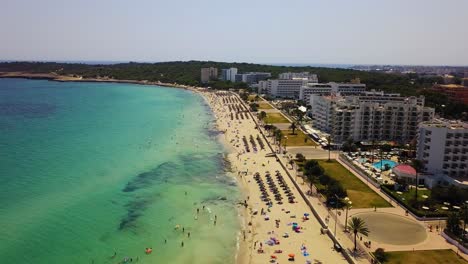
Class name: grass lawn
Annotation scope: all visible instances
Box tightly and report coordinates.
[258,101,274,109]
[265,113,289,123]
[382,185,460,217]
[392,188,431,204]
[317,160,391,208]
[248,94,257,101]
[385,249,466,264]
[281,129,317,146]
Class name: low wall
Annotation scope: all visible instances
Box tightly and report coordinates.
[233,92,358,264]
[338,154,380,188]
[441,231,468,254]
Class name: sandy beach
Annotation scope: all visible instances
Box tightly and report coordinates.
[200,90,349,264]
[0,73,354,263]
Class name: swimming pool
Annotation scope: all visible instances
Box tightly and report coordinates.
[373,160,398,170]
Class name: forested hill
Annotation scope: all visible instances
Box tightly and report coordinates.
[1,60,466,119]
[0,61,439,95]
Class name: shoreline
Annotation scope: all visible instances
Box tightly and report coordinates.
[199,93,251,264]
[199,90,349,264]
[0,72,196,90]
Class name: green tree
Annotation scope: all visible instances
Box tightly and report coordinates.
[295,153,305,163]
[275,129,283,146]
[342,138,357,152]
[347,217,370,251]
[447,212,462,236]
[374,248,387,263]
[239,92,248,101]
[411,159,425,201]
[303,160,318,173]
[258,111,267,122]
[327,136,332,161]
[381,144,392,152]
[289,122,298,135]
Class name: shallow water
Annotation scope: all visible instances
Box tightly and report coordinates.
[0,78,240,263]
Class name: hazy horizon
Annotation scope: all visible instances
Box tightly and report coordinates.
[1,0,467,66]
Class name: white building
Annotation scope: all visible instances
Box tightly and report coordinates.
[416,119,468,187]
[279,72,318,82]
[259,78,309,98]
[310,93,434,144]
[201,67,218,83]
[300,82,367,103]
[221,68,238,82]
[235,72,271,84]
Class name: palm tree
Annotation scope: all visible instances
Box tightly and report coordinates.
[347,217,370,251]
[258,111,267,123]
[412,159,424,201]
[288,159,295,170]
[289,122,297,135]
[275,130,283,146]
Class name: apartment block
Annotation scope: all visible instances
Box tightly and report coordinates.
[310,93,434,143]
[235,72,271,84]
[300,82,367,103]
[416,119,468,186]
[200,67,218,84]
[258,78,308,98]
[279,72,318,82]
[221,68,238,82]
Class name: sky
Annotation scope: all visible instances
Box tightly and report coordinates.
[1,0,468,66]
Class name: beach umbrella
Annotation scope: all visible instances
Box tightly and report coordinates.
[288,253,295,257]
[304,213,310,217]
[270,255,277,259]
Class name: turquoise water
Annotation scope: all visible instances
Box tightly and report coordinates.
[372,160,398,170]
[0,78,240,264]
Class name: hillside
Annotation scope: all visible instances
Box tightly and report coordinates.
[0,61,466,119]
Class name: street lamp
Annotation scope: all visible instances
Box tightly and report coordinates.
[334,194,340,237]
[463,201,468,243]
[284,135,288,153]
[344,198,353,232]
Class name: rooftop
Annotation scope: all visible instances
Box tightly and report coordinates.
[393,164,416,177]
[435,84,467,89]
[420,118,468,130]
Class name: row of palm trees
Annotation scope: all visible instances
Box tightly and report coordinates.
[257,102,369,252]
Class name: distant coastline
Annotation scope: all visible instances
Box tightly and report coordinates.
[0,71,195,90]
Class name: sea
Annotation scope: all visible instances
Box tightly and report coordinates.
[0,78,240,264]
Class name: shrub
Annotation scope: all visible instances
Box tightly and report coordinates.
[374,248,387,263]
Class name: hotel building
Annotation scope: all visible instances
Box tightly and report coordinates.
[200,67,218,83]
[235,72,271,84]
[258,78,309,98]
[221,68,238,82]
[279,72,318,82]
[300,82,367,103]
[310,93,434,143]
[416,119,468,187]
